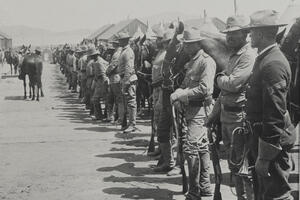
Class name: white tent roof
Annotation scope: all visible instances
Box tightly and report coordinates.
[145,26,157,39]
[132,26,144,39]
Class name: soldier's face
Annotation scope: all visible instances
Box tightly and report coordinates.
[183,42,199,57]
[250,29,262,48]
[226,30,247,49]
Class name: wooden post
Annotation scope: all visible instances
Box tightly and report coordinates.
[234,0,238,15]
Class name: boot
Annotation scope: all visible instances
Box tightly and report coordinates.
[233,174,247,200]
[94,103,103,120]
[185,153,201,199]
[147,147,161,157]
[153,141,175,173]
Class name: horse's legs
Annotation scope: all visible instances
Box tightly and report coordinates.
[36,85,39,101]
[29,80,32,98]
[23,77,27,99]
[10,64,13,75]
[31,83,35,101]
[40,82,44,97]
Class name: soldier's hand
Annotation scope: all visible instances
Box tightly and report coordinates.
[255,158,271,177]
[173,101,183,113]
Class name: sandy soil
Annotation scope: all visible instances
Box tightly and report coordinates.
[0,63,298,200]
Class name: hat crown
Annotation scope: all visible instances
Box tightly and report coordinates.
[117,31,131,40]
[250,10,284,27]
[182,29,204,42]
[226,15,249,29]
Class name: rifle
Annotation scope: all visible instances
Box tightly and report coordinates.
[147,107,155,153]
[207,124,222,200]
[172,105,188,194]
[203,103,222,200]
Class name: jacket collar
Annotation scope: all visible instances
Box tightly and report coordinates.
[235,43,251,56]
[192,49,208,61]
[256,44,278,60]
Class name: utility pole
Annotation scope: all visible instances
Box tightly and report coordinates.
[234,0,238,15]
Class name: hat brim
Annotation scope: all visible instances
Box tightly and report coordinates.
[245,23,288,29]
[183,38,204,43]
[221,26,249,33]
[118,37,131,40]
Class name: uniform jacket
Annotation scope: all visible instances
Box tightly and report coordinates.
[92,56,108,82]
[118,45,136,85]
[211,43,256,123]
[246,45,291,149]
[180,49,216,102]
[152,49,166,85]
[78,55,87,79]
[106,47,122,84]
[66,54,76,72]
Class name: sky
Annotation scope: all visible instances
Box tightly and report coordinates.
[0,0,296,31]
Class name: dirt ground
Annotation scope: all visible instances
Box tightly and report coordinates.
[0,62,298,200]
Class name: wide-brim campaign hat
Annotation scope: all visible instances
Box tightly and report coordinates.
[35,47,42,52]
[117,31,131,40]
[182,29,206,43]
[246,10,287,29]
[87,47,100,57]
[221,15,250,33]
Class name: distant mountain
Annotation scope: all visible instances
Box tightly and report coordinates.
[0,25,94,47]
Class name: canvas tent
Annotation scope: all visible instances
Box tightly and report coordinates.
[93,18,147,41]
[0,30,12,50]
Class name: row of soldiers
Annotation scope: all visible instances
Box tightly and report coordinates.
[59,9,295,200]
[62,32,138,134]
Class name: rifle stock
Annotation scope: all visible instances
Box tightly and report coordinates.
[172,105,188,194]
[147,109,155,153]
[208,125,222,200]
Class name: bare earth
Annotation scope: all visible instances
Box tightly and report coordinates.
[0,63,298,200]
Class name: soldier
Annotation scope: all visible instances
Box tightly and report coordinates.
[89,48,109,120]
[117,32,137,133]
[206,15,256,200]
[70,48,78,93]
[151,30,176,173]
[33,47,44,98]
[246,10,295,200]
[106,41,124,123]
[146,29,165,157]
[76,46,88,99]
[85,48,95,113]
[170,29,215,200]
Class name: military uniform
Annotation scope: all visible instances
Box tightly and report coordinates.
[91,56,109,119]
[78,54,88,98]
[106,47,124,122]
[85,59,94,110]
[246,44,294,200]
[210,43,256,200]
[118,44,137,129]
[171,49,216,199]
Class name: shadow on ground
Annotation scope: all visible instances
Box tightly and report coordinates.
[102,187,178,200]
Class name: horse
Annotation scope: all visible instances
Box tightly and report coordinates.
[19,45,44,101]
[279,17,300,125]
[134,35,158,115]
[4,49,19,75]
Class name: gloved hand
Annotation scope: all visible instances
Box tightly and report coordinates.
[255,158,271,177]
[173,101,183,113]
[170,88,188,104]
